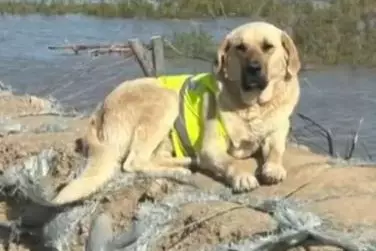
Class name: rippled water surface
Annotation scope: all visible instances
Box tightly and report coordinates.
[0,14,375,159]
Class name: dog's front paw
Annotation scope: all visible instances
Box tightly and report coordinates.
[227,168,259,193]
[257,162,286,185]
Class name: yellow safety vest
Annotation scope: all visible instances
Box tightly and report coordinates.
[157,72,228,158]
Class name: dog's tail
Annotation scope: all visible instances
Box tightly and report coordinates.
[51,108,126,206]
[51,149,118,205]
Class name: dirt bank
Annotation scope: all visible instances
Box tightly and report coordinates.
[0,91,375,251]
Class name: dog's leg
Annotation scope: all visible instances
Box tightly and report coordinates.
[200,120,259,192]
[152,137,194,167]
[218,109,263,159]
[200,92,259,192]
[155,137,174,158]
[256,120,289,185]
[227,138,260,159]
[121,106,191,176]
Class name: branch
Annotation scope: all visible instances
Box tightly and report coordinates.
[345,117,364,160]
[297,112,335,156]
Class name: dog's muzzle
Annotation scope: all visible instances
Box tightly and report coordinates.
[241,61,267,91]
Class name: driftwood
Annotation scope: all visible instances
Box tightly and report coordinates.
[48,36,165,79]
[47,36,213,63]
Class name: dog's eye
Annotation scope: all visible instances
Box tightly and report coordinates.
[235,43,247,52]
[262,41,274,52]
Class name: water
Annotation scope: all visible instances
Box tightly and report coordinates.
[0,14,375,159]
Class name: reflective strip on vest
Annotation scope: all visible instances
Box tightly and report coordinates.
[173,76,197,158]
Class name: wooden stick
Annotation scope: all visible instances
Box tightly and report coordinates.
[48,44,128,50]
[151,35,165,76]
[48,43,152,55]
[48,44,129,54]
[89,48,132,56]
[128,38,154,77]
[345,117,364,160]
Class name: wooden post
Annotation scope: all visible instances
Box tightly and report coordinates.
[151,36,165,76]
[128,39,154,77]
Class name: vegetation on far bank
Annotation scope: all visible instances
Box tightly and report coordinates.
[1,0,376,66]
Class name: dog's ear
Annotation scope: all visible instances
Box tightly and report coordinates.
[281,31,301,78]
[214,37,231,75]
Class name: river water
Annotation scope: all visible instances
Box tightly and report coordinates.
[0,14,375,159]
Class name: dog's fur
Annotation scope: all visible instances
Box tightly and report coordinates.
[51,21,301,205]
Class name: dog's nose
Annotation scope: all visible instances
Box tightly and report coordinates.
[246,61,261,74]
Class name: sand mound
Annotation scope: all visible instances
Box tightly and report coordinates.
[0,92,375,251]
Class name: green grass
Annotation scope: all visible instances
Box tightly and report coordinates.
[1,0,376,66]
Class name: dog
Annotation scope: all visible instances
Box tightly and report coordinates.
[50,21,301,205]
[209,21,301,187]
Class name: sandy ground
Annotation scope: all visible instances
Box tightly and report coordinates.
[0,91,375,251]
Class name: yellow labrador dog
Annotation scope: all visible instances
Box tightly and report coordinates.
[51,21,301,205]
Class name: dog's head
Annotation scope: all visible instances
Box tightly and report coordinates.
[214,21,301,105]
